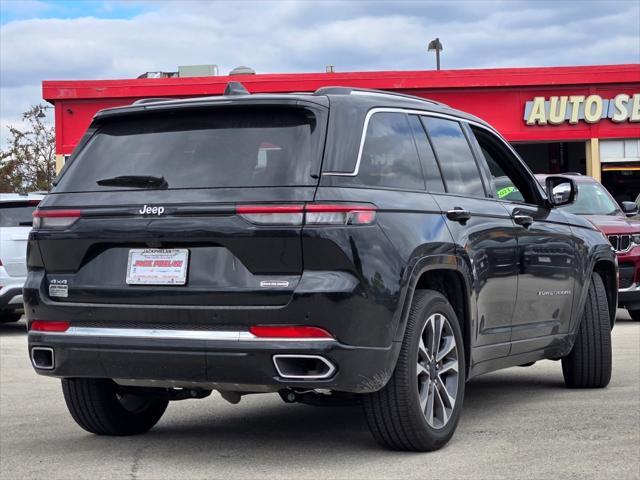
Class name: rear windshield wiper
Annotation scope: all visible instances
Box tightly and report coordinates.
[96,175,168,189]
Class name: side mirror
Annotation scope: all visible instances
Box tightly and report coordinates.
[621,201,639,217]
[546,176,577,207]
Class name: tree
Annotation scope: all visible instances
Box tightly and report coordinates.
[0,104,56,192]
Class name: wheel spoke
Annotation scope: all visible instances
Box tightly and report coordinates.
[436,336,455,362]
[432,314,443,355]
[437,378,456,409]
[418,337,432,363]
[425,383,435,424]
[416,363,429,378]
[434,386,449,425]
[439,359,459,375]
[419,382,429,412]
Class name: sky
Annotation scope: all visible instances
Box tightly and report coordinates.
[0,0,639,147]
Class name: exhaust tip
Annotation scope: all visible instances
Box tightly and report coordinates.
[31,347,55,370]
[273,354,336,380]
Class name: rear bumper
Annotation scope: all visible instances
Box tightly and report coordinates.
[28,328,399,393]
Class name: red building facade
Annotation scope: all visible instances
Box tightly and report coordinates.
[43,64,640,201]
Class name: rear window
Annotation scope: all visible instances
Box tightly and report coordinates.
[0,202,38,227]
[56,106,323,192]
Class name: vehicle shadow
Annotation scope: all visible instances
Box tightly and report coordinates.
[39,370,570,465]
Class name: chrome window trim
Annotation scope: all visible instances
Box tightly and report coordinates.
[30,327,336,342]
[322,107,504,177]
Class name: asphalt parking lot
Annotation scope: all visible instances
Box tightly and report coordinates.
[1,312,639,480]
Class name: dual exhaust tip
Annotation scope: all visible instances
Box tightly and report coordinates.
[273,354,336,380]
[31,347,55,370]
[30,347,336,380]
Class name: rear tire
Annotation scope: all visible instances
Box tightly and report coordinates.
[561,272,612,388]
[61,378,168,435]
[629,310,640,322]
[0,310,21,323]
[362,290,465,451]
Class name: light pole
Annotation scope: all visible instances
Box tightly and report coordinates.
[428,38,443,70]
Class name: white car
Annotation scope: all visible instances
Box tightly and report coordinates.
[1,193,44,322]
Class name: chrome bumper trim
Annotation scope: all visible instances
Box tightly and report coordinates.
[29,326,335,342]
[619,282,640,293]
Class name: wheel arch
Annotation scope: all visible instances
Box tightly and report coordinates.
[394,256,472,379]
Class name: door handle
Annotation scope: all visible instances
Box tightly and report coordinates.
[513,214,534,228]
[446,208,471,224]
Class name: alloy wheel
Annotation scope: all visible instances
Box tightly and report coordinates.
[416,312,460,429]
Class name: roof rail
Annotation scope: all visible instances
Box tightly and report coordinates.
[132,98,174,105]
[313,86,447,107]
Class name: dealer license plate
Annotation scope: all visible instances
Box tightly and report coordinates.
[126,249,189,285]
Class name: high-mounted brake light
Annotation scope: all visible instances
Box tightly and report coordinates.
[32,209,81,229]
[236,203,376,226]
[249,325,334,339]
[29,320,70,332]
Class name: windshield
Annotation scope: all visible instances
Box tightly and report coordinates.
[558,183,621,216]
[55,106,323,192]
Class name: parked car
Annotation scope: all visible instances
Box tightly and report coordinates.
[25,84,617,451]
[0,193,44,322]
[536,174,640,322]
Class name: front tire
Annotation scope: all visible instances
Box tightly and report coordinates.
[61,378,168,435]
[561,272,612,388]
[363,290,465,451]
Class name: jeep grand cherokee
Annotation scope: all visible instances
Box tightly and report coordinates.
[25,84,617,451]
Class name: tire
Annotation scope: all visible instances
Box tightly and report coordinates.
[561,272,612,388]
[61,378,168,435]
[629,310,640,322]
[0,310,22,323]
[362,290,465,451]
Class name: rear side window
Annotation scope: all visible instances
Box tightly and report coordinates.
[421,117,485,197]
[56,106,323,192]
[0,202,38,227]
[355,112,425,190]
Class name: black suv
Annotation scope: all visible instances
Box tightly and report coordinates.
[26,84,617,451]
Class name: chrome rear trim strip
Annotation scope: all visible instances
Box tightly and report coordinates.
[32,327,335,342]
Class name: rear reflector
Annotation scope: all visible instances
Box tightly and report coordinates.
[29,321,70,332]
[236,203,376,226]
[33,209,81,229]
[249,325,334,339]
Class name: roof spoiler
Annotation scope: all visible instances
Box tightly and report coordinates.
[224,81,250,96]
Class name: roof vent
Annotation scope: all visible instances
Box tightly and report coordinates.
[224,81,250,96]
[229,66,256,76]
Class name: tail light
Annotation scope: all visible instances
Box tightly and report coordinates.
[33,209,81,229]
[237,203,376,226]
[249,325,333,339]
[237,205,304,226]
[29,320,70,332]
[305,204,376,225]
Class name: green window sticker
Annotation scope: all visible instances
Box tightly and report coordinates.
[497,186,517,199]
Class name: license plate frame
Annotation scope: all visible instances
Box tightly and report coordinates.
[126,248,189,285]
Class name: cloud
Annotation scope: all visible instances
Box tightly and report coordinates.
[0,0,639,147]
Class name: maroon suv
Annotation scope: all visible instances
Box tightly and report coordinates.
[537,174,640,321]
